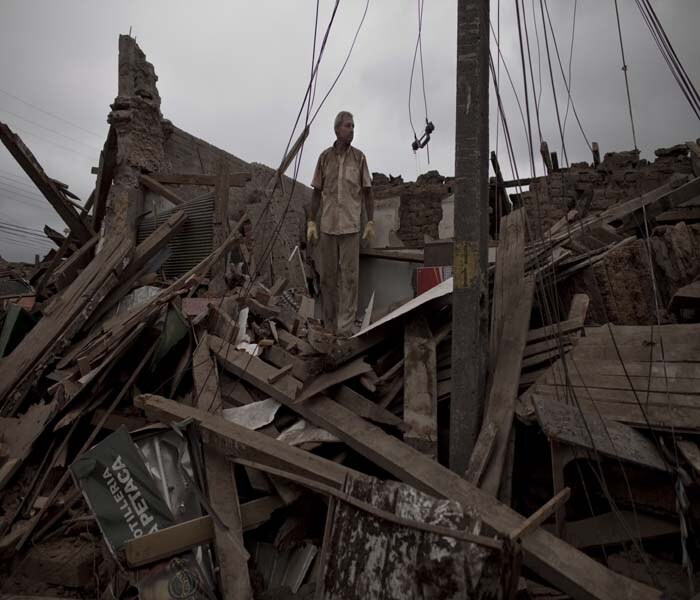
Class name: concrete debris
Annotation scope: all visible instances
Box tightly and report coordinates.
[2,35,700,600]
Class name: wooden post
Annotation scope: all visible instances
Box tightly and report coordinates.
[210,161,230,295]
[450,0,490,473]
[193,334,252,599]
[540,141,553,174]
[403,315,438,458]
[592,142,601,168]
[551,151,560,172]
[490,151,510,239]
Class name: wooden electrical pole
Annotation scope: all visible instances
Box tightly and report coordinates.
[450,0,490,473]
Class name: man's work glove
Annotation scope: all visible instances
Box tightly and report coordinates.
[307,220,318,243]
[362,220,375,241]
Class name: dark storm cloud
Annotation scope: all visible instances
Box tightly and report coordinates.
[0,0,698,261]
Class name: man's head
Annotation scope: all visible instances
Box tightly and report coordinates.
[334,111,354,145]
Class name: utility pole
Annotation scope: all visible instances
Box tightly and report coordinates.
[450,0,490,473]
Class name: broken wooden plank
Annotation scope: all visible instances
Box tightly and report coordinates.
[209,161,230,295]
[0,400,58,491]
[92,125,117,231]
[509,488,571,541]
[677,440,700,476]
[545,511,679,550]
[0,121,92,243]
[193,333,252,600]
[525,314,586,345]
[123,515,215,568]
[268,363,294,384]
[528,386,700,432]
[601,176,700,232]
[478,277,534,496]
[138,394,357,490]
[85,211,188,328]
[403,315,437,458]
[464,421,497,485]
[0,237,133,415]
[139,173,184,205]
[532,395,667,471]
[240,495,285,532]
[333,385,406,430]
[49,234,98,292]
[149,171,251,186]
[295,357,372,403]
[199,341,660,599]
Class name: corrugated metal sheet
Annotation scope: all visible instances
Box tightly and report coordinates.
[137,192,214,279]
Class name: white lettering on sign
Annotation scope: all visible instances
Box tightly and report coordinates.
[102,455,161,539]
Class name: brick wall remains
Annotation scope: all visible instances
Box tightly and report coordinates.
[521,145,694,235]
[372,170,453,247]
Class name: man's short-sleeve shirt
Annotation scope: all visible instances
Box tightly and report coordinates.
[311,144,372,235]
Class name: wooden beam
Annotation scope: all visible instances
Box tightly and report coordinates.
[532,395,667,471]
[479,207,532,497]
[451,0,490,474]
[403,315,438,458]
[333,385,406,430]
[240,495,285,532]
[540,141,553,173]
[546,511,679,550]
[509,488,571,541]
[203,340,660,599]
[295,357,372,403]
[123,515,214,568]
[149,172,251,187]
[137,393,357,490]
[464,421,497,485]
[0,121,92,243]
[192,334,252,599]
[209,161,230,295]
[83,211,187,328]
[138,174,185,205]
[551,152,560,172]
[92,126,117,231]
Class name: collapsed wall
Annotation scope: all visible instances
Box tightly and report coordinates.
[101,35,310,287]
[371,170,453,247]
[524,144,700,325]
[521,145,695,233]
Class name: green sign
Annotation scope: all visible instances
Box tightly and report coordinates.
[71,426,174,553]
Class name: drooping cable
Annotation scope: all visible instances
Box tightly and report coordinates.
[541,0,592,152]
[612,0,639,151]
[634,0,700,120]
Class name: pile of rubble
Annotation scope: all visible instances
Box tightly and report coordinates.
[4,34,700,600]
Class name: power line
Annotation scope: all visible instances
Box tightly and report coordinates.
[0,88,104,139]
[538,0,569,166]
[612,0,639,151]
[0,107,102,152]
[0,173,39,195]
[2,123,96,161]
[0,230,53,249]
[541,0,592,152]
[0,183,52,208]
[408,0,429,140]
[561,0,578,142]
[0,220,52,238]
[0,168,35,186]
[310,0,370,123]
[0,177,47,201]
[634,0,700,120]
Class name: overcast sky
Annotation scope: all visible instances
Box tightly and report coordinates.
[0,0,698,261]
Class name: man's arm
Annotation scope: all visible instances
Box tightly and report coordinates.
[363,187,374,222]
[311,187,322,222]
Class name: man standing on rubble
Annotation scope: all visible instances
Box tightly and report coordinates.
[307,111,375,337]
